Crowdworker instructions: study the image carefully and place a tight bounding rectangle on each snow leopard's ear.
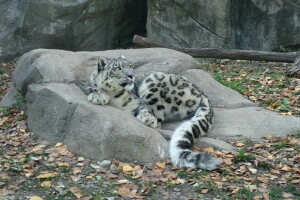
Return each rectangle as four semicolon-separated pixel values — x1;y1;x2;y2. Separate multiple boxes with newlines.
97;58;107;73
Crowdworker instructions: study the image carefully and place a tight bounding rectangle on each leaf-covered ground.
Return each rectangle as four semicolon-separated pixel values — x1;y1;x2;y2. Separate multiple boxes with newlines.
0;60;300;200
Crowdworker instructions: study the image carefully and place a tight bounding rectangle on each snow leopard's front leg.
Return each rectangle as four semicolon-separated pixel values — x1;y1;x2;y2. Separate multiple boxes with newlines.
135;106;158;128
87;87;110;105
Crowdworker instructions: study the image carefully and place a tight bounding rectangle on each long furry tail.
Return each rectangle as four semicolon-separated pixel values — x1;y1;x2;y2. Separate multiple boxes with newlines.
169;97;220;170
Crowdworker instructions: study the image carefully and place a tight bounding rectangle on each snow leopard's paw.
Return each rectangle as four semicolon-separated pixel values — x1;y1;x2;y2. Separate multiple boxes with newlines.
87;91;110;105
137;110;157;128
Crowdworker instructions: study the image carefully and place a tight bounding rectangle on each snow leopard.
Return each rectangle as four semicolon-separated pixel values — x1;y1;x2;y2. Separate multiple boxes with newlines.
85;56;220;170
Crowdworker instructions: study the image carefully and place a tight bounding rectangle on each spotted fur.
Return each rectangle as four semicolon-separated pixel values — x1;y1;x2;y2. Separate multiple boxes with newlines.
87;56;220;170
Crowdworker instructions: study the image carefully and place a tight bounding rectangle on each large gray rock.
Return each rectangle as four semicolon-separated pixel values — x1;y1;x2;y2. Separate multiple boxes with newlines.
0;0;146;61
26;83;168;162
2;48;300;162
147;0;300;51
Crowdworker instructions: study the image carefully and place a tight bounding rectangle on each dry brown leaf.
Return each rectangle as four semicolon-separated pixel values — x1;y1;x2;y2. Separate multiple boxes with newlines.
291;179;300;184
37;172;59;179
262;193;269;200
200;189;209;194
156;162;166;169
58;163;70;168
69;187;84;199
107;173;118;179
117;187;131;195
257;177;269;184
0;116;9;126
282;165;291;171
0;188;15;196
204;147;215;153
235;142;245;147
245;184;257;192
41;181;51;188
71;176;81;182
73;167;82;175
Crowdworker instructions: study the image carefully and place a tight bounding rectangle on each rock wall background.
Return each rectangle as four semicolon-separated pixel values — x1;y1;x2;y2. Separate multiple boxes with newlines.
0;0;299;61
0;0;147;61
147;0;300;50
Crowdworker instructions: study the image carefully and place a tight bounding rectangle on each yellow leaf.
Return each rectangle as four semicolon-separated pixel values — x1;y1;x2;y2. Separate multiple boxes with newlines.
116;179;129;184
41;181;51;188
29;196;43;200
69;187;84;199
122;165;134;172
282;166;291;171
37;172;59;179
86;175;93;179
236;142;244;147
204;147;215;153
156;162;166;169
58;163;70;168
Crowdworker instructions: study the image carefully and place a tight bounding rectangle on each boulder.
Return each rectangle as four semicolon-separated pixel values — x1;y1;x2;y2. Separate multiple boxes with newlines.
147;0;300;51
0;0;147;61
2;48;300;162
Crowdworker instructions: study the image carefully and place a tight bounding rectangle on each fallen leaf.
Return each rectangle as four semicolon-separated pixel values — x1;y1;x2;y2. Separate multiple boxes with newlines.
262;193;269;200
236;142;245;147
0;188;14;196
282;166;291;171
200;189;209;194
0;116;9;126
245;184;257;192
73;168;82;175
71;176;81;182
291;179;300;184
123;165;134;172
116;179;129;184
107;173;118;179
249;168;257;174
117;187;131;195
156;162;166;169
41;181;51;188
257;177;269;184
29;196;43;200
58;163;70;168
204;147;215;153
78;157;85;161
69;187;84;199
282;192;294;198
37;172;59;179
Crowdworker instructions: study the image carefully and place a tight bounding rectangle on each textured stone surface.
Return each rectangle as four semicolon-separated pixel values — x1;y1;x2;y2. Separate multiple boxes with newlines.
2;48;300;162
147;0;300;50
0;85;17;107
0;0;147;61
27;83;169;162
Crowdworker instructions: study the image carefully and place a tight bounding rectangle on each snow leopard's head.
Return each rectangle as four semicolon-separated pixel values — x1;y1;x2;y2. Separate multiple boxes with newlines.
91;55;134;93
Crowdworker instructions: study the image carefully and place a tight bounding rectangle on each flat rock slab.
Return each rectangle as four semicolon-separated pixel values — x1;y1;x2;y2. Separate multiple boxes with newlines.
2;48;300;162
